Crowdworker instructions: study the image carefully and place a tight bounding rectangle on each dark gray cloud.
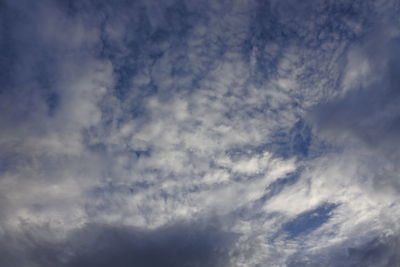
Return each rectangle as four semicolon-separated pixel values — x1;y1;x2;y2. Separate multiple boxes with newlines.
310;37;400;145
288;233;400;267
344;234;400;267
348;235;400;267
309;33;400;193
0;221;239;267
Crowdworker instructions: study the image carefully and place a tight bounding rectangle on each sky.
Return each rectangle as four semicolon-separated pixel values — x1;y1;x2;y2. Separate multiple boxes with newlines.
1;0;400;266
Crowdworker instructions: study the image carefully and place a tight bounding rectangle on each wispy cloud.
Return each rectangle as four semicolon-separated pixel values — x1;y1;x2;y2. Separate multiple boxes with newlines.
1;0;400;266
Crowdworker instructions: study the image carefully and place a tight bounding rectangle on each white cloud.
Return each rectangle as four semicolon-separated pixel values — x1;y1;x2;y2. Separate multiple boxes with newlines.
2;0;400;266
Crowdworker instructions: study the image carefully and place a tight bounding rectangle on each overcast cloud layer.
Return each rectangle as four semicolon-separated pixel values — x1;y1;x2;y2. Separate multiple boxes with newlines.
1;0;400;266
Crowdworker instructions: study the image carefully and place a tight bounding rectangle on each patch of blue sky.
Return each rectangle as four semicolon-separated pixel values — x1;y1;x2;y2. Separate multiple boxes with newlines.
282;202;339;239
262;170;302;201
231;170;302;222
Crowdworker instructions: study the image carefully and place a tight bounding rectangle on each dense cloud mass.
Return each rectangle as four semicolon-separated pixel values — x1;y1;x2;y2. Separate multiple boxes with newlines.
0;221;238;267
1;0;400;266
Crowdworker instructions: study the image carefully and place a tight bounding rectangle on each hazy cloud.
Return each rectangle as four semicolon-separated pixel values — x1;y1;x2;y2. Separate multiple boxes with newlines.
1;0;400;266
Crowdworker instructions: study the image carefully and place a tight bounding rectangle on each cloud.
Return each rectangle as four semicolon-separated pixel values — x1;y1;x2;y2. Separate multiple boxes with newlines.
287;233;400;267
344;234;400;267
0;221;239;267
308;23;400;194
1;0;400;266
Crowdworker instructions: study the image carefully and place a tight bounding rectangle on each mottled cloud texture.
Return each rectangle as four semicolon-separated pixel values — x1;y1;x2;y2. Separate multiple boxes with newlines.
1;0;400;266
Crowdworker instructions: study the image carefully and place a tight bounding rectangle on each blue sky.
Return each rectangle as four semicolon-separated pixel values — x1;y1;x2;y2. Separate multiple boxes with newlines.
1;0;400;266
